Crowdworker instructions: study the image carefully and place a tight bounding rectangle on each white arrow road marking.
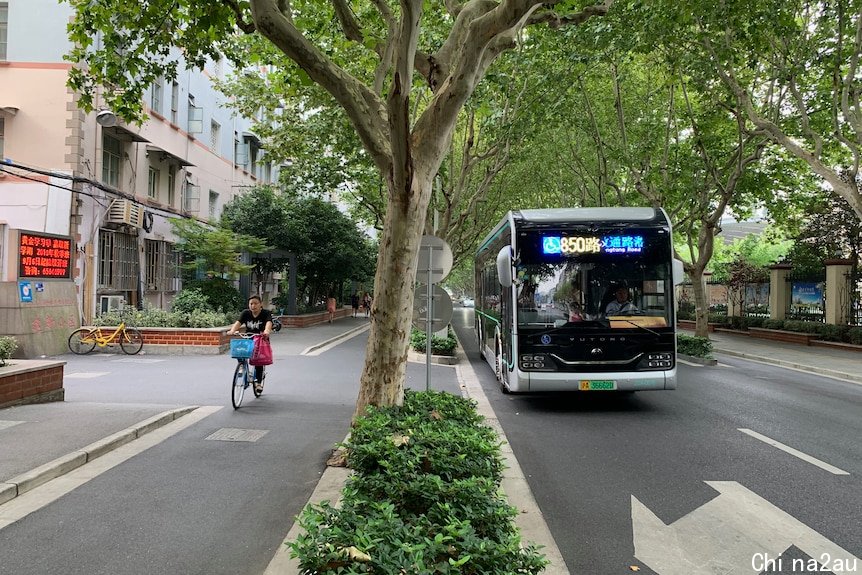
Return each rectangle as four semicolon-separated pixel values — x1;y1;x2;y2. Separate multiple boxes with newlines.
632;481;859;574
738;429;850;475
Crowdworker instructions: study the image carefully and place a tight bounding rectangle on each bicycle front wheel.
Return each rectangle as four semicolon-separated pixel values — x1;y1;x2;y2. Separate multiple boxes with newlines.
232;362;247;409
68;328;97;354
119;327;144;355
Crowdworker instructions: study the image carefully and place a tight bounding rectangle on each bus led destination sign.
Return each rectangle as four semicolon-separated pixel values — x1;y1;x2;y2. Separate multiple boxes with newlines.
18;231;74;280
542;234;644;256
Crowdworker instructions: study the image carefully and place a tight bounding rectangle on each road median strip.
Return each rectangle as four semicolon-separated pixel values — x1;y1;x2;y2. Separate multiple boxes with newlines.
0;406;198;505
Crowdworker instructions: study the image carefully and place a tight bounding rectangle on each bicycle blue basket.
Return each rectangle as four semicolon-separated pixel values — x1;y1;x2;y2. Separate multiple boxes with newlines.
230;338;255;359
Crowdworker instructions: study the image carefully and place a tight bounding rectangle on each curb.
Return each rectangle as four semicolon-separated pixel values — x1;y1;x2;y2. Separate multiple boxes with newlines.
0;406;198;506
678;353;717;366
406;349;459;365
713;347;862;385
301;324;370;355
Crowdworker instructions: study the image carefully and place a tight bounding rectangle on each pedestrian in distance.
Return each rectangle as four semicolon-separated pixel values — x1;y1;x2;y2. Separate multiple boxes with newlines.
226;295;273;393
351;292;360;318
363;292;372;318
326;295;337;324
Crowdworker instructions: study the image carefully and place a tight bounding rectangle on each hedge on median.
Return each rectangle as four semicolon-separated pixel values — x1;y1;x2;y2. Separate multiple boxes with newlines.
288;390;548;574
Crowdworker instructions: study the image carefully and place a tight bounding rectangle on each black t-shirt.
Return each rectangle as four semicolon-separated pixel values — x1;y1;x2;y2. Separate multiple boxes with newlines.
237;309;273;333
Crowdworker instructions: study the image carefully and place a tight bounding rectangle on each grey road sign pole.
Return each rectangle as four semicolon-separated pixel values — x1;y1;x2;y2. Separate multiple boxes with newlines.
426;247;433;391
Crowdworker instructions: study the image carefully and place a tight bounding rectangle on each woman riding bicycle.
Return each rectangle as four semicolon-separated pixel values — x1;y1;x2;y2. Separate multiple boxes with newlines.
227;295;273;393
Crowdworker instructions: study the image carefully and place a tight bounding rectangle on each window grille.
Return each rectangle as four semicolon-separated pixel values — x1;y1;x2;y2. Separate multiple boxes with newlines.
0;117;4;158
170;81;179;124
210;120;220;152
145;240;182;291
98;229;138;290
0;3;7;61
166;167;175;206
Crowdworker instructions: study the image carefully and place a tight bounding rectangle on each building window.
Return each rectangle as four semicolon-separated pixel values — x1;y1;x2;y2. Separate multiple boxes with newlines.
0;3;8;61
235;134;248;167
183;181;200;212
210;120;220;152
147;167;159;200
150;78;162;114
98;229;139;290
187;94;202;134
170;81;179;124
167;166;175;206
102;134;122;188
208;190;219;219
0;117;4;158
145;240;181;292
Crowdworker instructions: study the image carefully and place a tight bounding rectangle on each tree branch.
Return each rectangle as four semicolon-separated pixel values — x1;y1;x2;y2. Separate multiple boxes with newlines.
331;0;363;43
223;0;258;33
249;0;391;172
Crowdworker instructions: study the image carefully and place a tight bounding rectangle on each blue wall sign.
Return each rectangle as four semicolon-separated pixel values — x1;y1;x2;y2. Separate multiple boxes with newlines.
19;281;33;303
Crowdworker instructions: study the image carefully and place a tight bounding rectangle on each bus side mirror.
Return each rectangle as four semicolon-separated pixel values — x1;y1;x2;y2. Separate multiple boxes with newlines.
672;259;685;285
497;246;513;287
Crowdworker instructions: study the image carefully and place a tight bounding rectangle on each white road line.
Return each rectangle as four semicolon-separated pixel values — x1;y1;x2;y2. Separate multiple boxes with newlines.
738;428;850;475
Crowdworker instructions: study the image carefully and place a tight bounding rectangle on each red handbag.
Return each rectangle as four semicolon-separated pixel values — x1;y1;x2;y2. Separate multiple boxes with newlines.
249;334;273;366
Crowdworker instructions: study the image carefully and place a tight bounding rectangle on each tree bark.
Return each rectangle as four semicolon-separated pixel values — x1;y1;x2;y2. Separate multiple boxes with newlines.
354;171;433;420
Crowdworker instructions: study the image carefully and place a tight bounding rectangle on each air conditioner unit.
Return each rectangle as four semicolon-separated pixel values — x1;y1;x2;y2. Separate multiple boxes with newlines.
106;199;145;228
100;295;125;313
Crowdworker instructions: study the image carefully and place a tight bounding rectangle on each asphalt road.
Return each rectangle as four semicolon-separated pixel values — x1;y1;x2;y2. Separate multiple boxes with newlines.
451;306;862;575
0;329;458;575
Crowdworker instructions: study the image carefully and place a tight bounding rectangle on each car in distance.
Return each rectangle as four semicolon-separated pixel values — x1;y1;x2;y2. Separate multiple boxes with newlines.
461;297;475;307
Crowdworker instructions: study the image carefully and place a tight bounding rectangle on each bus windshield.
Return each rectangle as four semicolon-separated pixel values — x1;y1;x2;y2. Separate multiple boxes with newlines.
515;228;672;330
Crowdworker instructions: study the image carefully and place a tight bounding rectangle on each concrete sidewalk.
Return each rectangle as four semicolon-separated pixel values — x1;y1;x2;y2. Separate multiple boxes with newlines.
681;327;862;385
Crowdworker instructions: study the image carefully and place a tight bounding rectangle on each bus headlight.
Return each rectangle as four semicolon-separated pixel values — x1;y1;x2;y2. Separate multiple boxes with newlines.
645;352;674;369
520;354;555;371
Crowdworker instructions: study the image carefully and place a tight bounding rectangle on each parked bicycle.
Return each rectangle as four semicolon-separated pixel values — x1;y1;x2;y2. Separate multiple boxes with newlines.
229;333;266;409
68;320;144;355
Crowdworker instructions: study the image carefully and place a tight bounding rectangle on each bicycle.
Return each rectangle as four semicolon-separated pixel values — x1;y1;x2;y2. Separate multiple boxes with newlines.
229;333;266;409
68;321;144;355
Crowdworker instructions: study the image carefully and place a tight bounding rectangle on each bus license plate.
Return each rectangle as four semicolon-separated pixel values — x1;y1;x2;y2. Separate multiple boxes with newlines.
579;380;616;391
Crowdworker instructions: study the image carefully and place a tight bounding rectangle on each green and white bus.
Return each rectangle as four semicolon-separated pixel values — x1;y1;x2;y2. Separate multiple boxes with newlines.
474;207;684;393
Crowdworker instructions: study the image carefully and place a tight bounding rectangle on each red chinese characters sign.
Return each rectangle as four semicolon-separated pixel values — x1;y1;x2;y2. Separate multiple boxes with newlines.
18;231;74;280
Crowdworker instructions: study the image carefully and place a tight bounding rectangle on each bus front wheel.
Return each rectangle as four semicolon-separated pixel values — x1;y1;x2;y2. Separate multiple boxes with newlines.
496;338;510;394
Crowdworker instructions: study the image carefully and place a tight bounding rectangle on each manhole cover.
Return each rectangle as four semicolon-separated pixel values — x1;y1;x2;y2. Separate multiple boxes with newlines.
205;428;269;442
64;372;109;379
0;421;25;431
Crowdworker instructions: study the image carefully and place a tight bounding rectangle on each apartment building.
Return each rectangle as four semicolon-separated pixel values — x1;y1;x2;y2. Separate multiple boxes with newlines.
0;0;277;339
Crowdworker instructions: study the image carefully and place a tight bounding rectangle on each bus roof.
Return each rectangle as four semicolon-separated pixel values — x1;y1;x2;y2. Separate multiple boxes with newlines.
515;207;665;224
477;207;669;254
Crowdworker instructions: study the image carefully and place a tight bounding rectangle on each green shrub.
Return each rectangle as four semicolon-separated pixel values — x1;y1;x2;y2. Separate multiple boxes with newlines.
171;288;214;314
289;390;547;574
677;334;713;358
782;320;822;334
0;336;18;366
848;327;862;345
708;313;728;325
819;324;848;342
93;305;233;328
763;319;785;330
410;328;457;356
186;279;244;313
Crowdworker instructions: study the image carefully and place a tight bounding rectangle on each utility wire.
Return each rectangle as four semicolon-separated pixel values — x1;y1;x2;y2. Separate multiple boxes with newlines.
0;160;194;222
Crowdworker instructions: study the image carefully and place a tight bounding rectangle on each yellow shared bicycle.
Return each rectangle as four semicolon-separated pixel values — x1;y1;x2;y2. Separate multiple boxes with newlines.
68;321;144;355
